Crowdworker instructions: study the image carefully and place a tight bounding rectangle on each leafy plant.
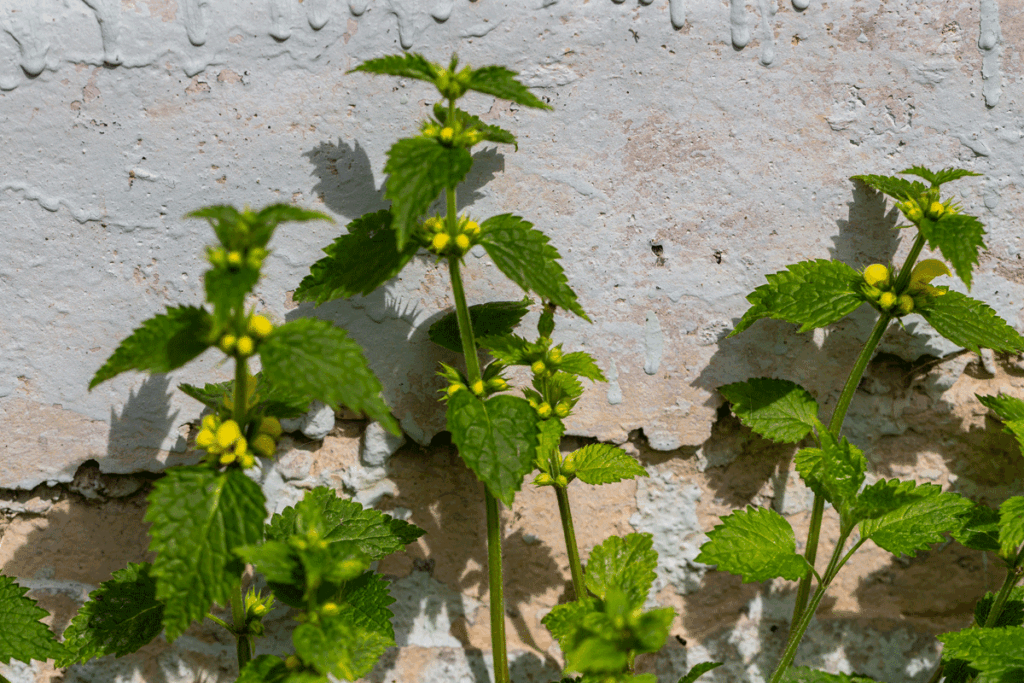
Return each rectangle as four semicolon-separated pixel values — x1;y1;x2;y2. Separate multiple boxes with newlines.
701;168;1024;682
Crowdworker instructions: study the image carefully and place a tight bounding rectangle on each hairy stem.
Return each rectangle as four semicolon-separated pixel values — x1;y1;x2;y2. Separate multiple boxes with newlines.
231;360;251;670
983;565;1024;628
232;582;249;670
555;485;586;601
447;190;509;683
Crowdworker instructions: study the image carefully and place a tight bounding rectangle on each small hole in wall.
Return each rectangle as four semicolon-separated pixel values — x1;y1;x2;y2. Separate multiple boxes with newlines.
675;635;687;646
651;244;665;267
713;250;722;264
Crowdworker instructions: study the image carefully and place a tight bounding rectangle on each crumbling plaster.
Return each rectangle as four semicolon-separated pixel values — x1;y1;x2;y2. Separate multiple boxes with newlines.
1;0;1023;682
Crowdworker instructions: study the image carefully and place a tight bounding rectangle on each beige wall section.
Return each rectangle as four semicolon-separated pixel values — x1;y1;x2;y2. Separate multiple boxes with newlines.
2;0;1024;681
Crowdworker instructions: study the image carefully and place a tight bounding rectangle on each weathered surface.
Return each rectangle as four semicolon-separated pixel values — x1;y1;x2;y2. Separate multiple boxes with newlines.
2;0;1024;681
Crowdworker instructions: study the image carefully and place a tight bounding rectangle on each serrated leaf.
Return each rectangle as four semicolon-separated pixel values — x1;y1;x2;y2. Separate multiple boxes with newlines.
465;65;551;109
978;394;1024;422
265;487;424;561
90;306;214;388
251;205;332;247
917;291;1024;355
900;166;980;187
678;662;724;683
542;599;598;645
795;433;865;519
479;334;534;365
294;210;419;304
848;479;934;524
859;483;972;557
178;380;231;409
349;53;437;83
188;205;241;246
144;466;266;641
383;136;472;248
951;503;1001;552
237;655;326;683
235;541;300;587
259;318;398;434
341;572;396;641
428;298;532;353
479;214;588;320
780;668;883;682
293;615;392;681
565;444;647;485
0;575;64;665
851;174;926;202
975;587;1024;628
58;563;163;666
731;259;865;337
446;392;538;505
695;506;810;583
999;496;1024;559
719;378;821;443
559;352;606;382
433;104;518;149
938;627;1024;681
919;213;986;289
584;533;658;608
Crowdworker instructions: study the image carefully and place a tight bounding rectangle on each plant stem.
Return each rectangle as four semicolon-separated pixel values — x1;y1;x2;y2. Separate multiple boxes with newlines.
555;485;586;601
983;565;1023;628
446;201;510;683
230;359;251;670
232;582;250;670
925;662;944;683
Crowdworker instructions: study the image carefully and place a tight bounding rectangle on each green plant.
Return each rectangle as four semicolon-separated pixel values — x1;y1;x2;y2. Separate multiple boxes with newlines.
0;205;426;682
697;168;1024;682
294;53;668;683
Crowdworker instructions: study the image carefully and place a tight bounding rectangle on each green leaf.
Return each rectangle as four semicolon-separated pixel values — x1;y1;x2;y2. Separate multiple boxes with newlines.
465;65;551;109
293;615;392;681
678;662;724;683
975;587;1024;628
178;379;231;410
559;352;606;382
58;563;163;666
542;599;597;645
342;572;396;641
0;575;64;665
251;205;332;247
731;259;865;337
235;541;300;586
999;496;1024;559
428;298;532;354
584;533;658;608
433;104;518;149
145;466;266;641
900;166;980;187
479;334;534;365
384;136;472;248
795;434;866;519
204;264;261;325
237;655;327;683
259;318;398;434
349;53;437;83
446;392;538;505
917;291;1024;355
479;214;588;320
695;506;810;583
294;210;420;304
938;627;1024;681
188;205;241;246
90;306;214;388
850;174;926;202
978;394;1024;422
266;487;424;561
859;483;972;557
780;668;883;682
951;503;1001;552
564;444;647;485
179;374;309;419
719;378;821;443
918;213;986;289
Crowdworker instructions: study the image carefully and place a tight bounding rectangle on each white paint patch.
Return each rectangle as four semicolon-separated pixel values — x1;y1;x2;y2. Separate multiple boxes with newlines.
268;0;294;40
0;9;48;77
182;0;209;46
606;359;623;405
80;0;122;65
756;0;776;66
431;0;454;22
792;0;809;9
669;0;686;29
305;0;330;30
349;0;370;15
644;310;663;375
979;0;1002;107
730;0;751;49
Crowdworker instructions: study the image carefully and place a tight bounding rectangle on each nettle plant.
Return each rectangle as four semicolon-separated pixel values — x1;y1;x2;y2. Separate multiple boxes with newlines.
696;169;1024;683
0;206;427;682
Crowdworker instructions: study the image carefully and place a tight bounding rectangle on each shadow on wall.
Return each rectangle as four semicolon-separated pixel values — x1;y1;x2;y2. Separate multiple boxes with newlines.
105;374;192;472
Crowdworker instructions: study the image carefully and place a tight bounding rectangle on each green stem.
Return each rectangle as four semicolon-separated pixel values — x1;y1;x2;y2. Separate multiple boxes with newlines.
486;489;510;683
555;486;586;601
206;613;232;631
983;565;1023;628
446;195;509;683
892;233;928;295
231;361;251;670
925;663;944;683
232;582;250;670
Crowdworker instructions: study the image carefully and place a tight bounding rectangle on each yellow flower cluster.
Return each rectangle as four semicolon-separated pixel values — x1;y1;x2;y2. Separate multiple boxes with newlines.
861;259;950;317
421;120;484;149
424;215;481;257
207;246;268;271
895;187;959;225
218;315;273;358
194;414;281;468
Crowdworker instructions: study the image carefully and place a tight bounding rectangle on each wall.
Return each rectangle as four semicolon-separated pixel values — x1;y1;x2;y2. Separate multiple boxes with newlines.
1;0;1023;681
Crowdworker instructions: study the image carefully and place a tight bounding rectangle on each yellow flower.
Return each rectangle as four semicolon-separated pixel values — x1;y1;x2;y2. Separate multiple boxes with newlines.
219;334;237;353
439;127;455;144
195;428;216;449
247;315;273;339
470;379;485;396
463;220;480;238
536;402;552;419
455;234;470;252
227;251;243;268
258;416;282;438
878;291;897;310
236;335;254;356
201;414;219;431
219;452;237;465
216;420;242;448
252;434;277;457
239;452;255;469
862;264;890;289
432;233;451;252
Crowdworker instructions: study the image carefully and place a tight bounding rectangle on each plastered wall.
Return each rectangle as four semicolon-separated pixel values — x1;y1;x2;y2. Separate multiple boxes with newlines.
1;1;1023;681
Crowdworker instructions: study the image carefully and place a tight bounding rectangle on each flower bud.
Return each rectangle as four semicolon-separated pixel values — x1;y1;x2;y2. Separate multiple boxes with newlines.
531;360;546;375
285;656;300;670
234;437;248;457
536;402;552;419
219;452;237;465
431;232;451;252
439;127;455;145
906;205;923;222
247;315;273;339
547;347;563;364
555;474;569;488
862;285;882;301
202;414;219;431
258;416;282;438
878;291;897;310
227;251;243;268
207;247;227;267
554;402;571;418
196;428;216;449
219;334;237;353
487;378;508;392
862;264;890;289
424;216;444;233
927;201;945;219
455;234;470;252
239;452;256;469
470;379;485;396
216;420;242;448
534;473;555;486
236;335;255;357
446;383;465;397
321;602;340;617
463;220;480;238
896;294;914;316
252;434;277;457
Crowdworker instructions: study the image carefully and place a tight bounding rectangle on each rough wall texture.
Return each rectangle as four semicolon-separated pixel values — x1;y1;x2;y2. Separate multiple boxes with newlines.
1;0;1023;681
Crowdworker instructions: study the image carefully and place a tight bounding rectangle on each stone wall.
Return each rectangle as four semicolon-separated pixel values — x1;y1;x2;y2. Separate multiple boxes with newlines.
1;1;1023;681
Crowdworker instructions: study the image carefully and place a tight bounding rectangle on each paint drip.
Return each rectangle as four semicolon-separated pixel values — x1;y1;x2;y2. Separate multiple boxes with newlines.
979;0;1002;107
81;0;122;65
182;0;209;46
669;0;686;29
306;0;330;30
269;0;293;40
